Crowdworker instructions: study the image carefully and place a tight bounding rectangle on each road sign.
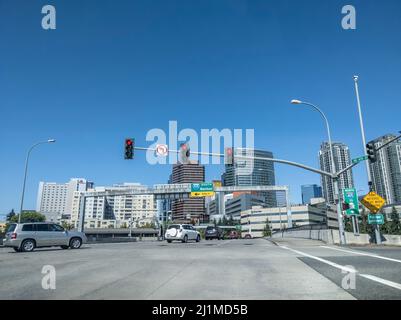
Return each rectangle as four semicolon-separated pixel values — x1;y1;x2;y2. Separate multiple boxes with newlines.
361;192;386;214
368;214;384;225
190;191;215;198
190;183;215;198
155;144;168;157
343;188;360;216
352;155;368;164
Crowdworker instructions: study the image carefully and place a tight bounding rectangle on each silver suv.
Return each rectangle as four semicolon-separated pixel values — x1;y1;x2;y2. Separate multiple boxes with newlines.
3;222;87;252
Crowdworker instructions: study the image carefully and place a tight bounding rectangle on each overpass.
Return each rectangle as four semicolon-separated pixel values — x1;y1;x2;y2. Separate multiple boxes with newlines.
78;184;291;232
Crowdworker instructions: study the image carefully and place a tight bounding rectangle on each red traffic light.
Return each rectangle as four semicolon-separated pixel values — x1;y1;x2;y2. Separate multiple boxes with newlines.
126;139;133;146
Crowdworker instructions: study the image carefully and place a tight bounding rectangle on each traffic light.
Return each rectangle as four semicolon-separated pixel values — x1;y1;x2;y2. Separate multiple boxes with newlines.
224;147;234;165
179;143;190;164
366;142;377;163
124;138;134;159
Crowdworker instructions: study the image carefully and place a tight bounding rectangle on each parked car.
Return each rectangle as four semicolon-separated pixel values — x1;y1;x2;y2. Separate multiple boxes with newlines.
165;224;200;243
205;226;224;240
228;230;240;239
3;222;87;252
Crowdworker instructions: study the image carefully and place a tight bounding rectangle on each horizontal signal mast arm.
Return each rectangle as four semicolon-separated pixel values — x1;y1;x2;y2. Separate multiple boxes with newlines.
134;146;334;178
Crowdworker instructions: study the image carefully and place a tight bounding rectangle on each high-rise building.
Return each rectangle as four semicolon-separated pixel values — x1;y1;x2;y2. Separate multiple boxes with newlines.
36;178;93;221
170;162;205;222
222;148;276;206
301;184;323;204
368;134;401;205
70;183;157;228
319;142;354;204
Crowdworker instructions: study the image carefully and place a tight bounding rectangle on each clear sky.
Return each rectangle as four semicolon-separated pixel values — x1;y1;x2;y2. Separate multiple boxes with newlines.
1;0;401;219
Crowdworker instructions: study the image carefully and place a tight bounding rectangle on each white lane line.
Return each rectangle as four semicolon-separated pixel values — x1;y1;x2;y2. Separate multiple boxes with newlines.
359;274;401;291
279;246;356;273
320;246;401;264
278;245;401;291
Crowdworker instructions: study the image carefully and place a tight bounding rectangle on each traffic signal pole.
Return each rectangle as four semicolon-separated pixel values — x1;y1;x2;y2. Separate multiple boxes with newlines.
353;76;381;244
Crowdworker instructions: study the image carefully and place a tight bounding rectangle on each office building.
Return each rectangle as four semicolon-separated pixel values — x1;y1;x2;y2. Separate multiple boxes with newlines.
70;183;157;229
170;162;206;222
222;148;277;206
301;184;323;204
36;178;93;221
240;204;327;238
319;142;354;204
369;134;401;205
225;193;266;221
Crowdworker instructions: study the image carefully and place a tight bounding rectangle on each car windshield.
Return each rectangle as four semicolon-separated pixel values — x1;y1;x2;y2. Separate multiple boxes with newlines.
6;224;16;233
206;226;215;230
168;225;180;230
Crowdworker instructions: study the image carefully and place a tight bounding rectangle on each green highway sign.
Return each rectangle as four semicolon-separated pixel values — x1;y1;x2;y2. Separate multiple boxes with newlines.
352;155;369;164
191;183;214;193
368;214;384;225
190;183;215;198
343;188;360;216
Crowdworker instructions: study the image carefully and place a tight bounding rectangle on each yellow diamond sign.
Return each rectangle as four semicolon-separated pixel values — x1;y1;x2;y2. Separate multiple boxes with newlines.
360;192;386;214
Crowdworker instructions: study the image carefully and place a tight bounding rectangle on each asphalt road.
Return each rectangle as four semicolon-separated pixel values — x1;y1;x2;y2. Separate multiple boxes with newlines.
0;238;400;300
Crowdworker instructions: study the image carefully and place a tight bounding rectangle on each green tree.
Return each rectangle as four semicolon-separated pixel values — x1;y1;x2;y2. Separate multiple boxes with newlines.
10;211;45;223
388;207;401;235
263;218;271;237
61;221;74;230
344;216;353;232
222;215;228;226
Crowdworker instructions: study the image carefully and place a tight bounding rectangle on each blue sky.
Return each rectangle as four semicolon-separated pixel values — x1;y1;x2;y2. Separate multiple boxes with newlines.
1;0;401;218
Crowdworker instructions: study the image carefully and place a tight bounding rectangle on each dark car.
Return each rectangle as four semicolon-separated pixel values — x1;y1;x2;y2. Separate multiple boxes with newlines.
205;226;223;240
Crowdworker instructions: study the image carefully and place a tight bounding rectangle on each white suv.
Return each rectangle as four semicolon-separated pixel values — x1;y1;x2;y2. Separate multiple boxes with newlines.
165;224;201;243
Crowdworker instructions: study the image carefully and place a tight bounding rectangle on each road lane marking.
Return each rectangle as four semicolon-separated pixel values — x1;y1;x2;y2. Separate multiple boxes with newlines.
279;245;401;291
359;274;401;291
279;246;356;273
320;246;401;264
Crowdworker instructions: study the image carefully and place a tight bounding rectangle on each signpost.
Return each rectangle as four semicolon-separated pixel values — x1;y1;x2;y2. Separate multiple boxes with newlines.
155;144;168;157
360;192;386;214
352;155;368;164
343;188;360;216
368;214;385;225
190;183;215;198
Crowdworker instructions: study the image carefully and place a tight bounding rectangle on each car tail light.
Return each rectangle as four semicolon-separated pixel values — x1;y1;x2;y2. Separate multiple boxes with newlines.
11;233;17;239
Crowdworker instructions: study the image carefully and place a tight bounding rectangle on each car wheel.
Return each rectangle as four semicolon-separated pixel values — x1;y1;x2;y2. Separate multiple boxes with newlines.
20;239;35;252
196;235;200;242
182;235;188;243
167;240;172;243
13;247;21;252
69;237;82;249
60;245;69;250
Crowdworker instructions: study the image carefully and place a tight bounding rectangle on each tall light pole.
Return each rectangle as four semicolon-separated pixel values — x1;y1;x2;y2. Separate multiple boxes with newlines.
19;139;56;223
353;76;381;244
291;100;346;245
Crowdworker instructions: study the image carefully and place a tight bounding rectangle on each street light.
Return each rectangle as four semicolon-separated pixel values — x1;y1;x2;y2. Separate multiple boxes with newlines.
291;99;346;245
19;139;56;224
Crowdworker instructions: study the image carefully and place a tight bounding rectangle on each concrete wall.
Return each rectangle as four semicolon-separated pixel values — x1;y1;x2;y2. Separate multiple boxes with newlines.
272;229;401;246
